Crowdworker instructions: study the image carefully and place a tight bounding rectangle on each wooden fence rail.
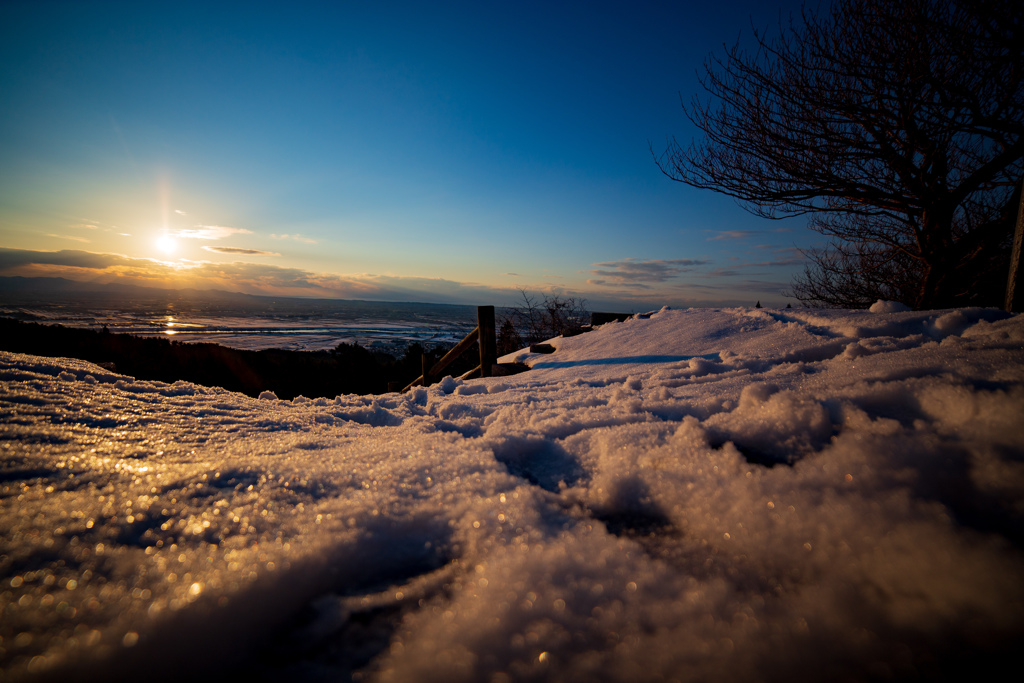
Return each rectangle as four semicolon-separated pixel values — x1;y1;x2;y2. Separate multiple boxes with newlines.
402;305;496;392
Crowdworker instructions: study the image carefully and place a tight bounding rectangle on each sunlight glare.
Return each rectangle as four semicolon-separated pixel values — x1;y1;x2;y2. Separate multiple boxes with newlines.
156;234;177;255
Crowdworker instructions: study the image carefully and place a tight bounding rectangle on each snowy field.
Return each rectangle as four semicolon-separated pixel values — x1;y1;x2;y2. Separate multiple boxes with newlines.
2;304;1023;682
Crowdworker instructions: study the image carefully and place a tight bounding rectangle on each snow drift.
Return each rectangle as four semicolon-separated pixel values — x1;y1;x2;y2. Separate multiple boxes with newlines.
2;305;1023;681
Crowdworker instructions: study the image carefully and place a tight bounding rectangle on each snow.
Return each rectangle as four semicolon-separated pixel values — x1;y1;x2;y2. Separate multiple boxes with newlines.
2;305;1023;681
868;300;911;314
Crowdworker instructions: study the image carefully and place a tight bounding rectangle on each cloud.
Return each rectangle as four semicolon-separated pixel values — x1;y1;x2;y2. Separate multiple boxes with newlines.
0;248;511;304
706;228;794;241
270;233;317;244
69;223;98;230
174;210;187;215
174;225;252;240
201;246;280;256
587;258;710;287
0;247;781;311
46;234;90;243
587;279;653;290
707;230;758;241
706;252;805;273
704;267;741;278
0;248;136;271
744;257;805;268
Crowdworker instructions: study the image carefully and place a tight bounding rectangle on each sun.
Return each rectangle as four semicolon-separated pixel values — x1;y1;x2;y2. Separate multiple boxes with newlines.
156;234;177;255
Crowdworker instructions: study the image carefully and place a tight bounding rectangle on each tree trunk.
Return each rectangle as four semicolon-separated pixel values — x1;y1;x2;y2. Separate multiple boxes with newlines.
916;210;956;309
1005;178;1024;312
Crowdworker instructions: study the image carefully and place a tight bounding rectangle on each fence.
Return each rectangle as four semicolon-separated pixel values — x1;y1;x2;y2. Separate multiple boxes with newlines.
395;307;637;392
400;305;497;392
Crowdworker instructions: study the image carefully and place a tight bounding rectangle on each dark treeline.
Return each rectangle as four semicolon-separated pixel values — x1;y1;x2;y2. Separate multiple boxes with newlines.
0;318;479;399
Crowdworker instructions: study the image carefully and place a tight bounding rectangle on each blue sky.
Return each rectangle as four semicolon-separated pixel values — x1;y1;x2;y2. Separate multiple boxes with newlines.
0;0;815;309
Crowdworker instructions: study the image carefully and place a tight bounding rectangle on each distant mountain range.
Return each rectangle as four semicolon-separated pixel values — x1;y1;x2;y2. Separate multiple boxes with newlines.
0;276;479;322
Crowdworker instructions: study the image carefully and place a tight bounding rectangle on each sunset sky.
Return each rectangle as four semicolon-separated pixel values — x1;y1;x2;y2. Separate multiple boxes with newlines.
0;0;814;309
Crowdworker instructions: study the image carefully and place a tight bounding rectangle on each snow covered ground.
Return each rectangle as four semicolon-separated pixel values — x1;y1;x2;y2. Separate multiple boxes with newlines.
2;304;1023;682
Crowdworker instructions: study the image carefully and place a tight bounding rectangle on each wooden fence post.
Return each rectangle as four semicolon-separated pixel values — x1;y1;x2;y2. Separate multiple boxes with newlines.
400;305;497;392
478;305;496;378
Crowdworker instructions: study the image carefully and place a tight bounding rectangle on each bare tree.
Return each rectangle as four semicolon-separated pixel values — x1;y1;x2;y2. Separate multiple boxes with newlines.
497;289;589;354
657;0;1024;309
